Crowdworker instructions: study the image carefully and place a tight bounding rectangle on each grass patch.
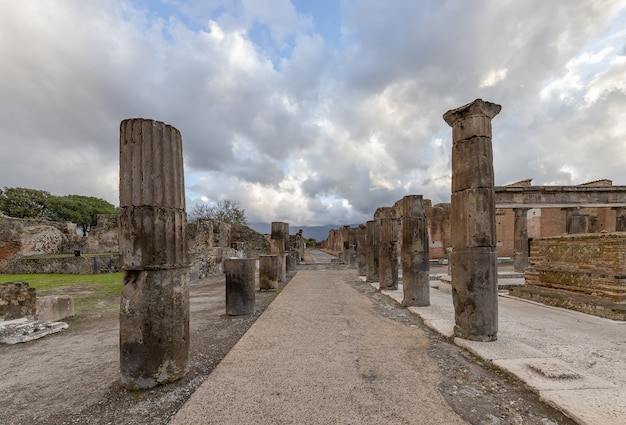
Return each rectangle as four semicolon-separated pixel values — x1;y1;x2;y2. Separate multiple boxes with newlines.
0;273;123;317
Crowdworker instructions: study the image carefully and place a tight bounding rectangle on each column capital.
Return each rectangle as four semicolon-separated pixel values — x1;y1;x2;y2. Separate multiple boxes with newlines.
443;98;501;127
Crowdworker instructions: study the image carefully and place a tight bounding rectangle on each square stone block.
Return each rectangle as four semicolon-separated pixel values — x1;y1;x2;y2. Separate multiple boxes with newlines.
450;189;496;249
451;136;494;192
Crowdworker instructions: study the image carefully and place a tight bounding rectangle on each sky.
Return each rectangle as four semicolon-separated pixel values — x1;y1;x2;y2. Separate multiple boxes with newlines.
1;0;626;228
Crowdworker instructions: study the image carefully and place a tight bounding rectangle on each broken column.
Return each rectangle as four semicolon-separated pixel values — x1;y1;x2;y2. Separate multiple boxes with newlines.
401;195;430;307
513;208;531;272
271;222;287;282
365;220;379;282
443;99;500;341
259;254;279;290
356;224;367;276
225;258;256;315
119;118;189;389
378;207;398;290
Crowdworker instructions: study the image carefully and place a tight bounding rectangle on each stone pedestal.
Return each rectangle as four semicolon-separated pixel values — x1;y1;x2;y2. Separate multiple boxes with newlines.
513;208;531;272
365;220;379;282
378;208;398;290
225;258;256;315
259;255;279;290
444;99;500;342
401;195;430;307
119;118;189;389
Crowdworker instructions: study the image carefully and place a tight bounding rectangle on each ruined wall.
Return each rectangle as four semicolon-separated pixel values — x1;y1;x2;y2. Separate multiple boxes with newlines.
231;224;271;259
525;233;626;302
426;203;450;259
0;281;37;320
1;214;269;276
0;215;80;260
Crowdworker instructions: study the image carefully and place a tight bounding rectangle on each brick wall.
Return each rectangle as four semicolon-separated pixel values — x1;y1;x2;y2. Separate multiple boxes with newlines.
526;233;626;302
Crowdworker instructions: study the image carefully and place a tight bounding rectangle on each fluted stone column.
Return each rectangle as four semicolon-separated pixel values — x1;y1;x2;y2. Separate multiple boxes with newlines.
365;220;379;282
283;223;292;272
444;99;500;342
119;118;189;389
613;207;626;232
378;207;398;290
513;208;531;272
401;195;430;307
271;222;287;282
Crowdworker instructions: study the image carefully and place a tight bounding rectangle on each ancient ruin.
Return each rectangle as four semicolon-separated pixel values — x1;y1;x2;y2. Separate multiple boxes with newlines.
377;207;398;290
444;99;500;341
400;195;429;307
118;118;190;389
224;258;256;315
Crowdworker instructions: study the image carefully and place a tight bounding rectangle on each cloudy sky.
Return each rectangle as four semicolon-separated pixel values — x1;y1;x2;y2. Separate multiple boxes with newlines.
1;1;625;227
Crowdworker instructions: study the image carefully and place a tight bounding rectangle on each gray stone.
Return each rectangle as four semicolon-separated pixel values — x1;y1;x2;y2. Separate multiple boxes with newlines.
259;255;278;290
225;258;256;315
0;318;68;344
118;118;190;389
365;220;379;282
401;195;430;307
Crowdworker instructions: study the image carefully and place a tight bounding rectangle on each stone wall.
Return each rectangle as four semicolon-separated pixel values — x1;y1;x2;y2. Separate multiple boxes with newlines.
0;281;37;320
511;233;626;320
0;215;80;260
4;255;120;274
525;233;626;302
231;224;271;259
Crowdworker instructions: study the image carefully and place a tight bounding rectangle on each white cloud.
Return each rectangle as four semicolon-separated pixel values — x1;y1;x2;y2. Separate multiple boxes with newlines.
1;0;626;229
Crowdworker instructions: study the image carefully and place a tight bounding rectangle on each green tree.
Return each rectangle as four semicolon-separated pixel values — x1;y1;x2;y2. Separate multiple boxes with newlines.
45;194;118;236
190;199;248;225
0;187;51;218
306;237;317;247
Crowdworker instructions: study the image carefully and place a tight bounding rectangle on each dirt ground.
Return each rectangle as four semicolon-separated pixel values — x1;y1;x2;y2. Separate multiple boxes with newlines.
0;264;576;425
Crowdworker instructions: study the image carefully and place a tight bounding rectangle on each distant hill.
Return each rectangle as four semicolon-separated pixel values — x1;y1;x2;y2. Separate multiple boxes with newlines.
247;222;360;242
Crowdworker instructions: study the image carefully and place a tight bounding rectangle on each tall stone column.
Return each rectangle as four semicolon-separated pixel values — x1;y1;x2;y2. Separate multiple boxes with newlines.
401;195;430;307
444;99;500;342
378;207;398;290
513;208;531;272
283;223;291;271
356;224;367;276
613;207;626;232
365;220;379;282
271;222;287;282
118;118;189;389
342;225;351;266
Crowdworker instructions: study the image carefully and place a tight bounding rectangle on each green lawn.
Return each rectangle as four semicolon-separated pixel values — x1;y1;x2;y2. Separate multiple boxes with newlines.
0;273;123;317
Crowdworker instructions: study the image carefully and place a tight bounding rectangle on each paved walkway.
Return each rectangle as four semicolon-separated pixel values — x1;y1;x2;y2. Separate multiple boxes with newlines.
172;250;626;425
376;274;626;425
172;266;468;424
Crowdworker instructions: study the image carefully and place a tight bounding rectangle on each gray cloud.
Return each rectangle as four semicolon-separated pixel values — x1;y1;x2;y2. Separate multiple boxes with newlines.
1;0;625;228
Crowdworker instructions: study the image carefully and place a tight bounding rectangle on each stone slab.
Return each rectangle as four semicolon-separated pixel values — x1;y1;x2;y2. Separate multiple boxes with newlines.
0;318;68;344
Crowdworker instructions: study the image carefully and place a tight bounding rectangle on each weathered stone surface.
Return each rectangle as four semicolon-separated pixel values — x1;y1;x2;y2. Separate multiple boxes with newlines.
0;318;68;344
443;99;501;141
119;207;188;270
445;99;500;342
36;295;74;321
0;281;36;320
379;217;398;290
271;222;287;282
451;136;494;192
224;258;255;315
449;247;498;341
401;196;430;307
365;220;379;282
119;118;189;390
356;224;367;276
259;255;278;290
119;119;185;210
450;189;496;249
513;208;531;272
